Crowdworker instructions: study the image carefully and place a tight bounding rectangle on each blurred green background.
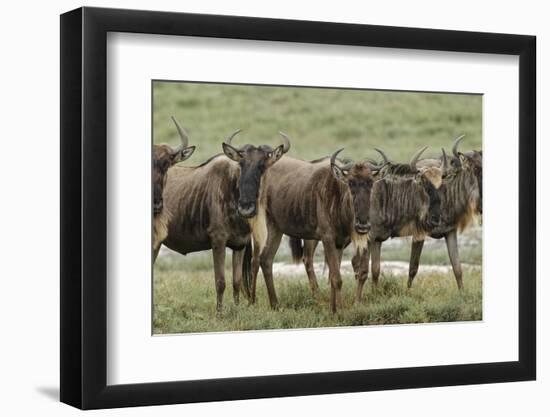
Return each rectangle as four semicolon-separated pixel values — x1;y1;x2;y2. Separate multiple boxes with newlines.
153;81;482;163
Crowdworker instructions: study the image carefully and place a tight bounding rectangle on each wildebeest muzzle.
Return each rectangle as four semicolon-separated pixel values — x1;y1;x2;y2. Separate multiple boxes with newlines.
237;201;257;218
355;221;371;234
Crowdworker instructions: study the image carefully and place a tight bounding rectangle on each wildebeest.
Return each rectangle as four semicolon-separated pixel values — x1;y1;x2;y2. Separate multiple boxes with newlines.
366;147;445;299
407;135;482;289
290;147;443;302
249;149;379;313
153;117;196;260
160;130;291;313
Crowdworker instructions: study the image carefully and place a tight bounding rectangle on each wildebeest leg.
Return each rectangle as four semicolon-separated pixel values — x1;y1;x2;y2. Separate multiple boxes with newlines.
232;248;244;305
250;245;261;305
352;247;369;302
445;230;464;289
211;243;227;315
370;241;382;288
303;240;320;297
323;240;343;313
259;231;283;309
407;240;425;288
337;247;344;264
336;247;345;308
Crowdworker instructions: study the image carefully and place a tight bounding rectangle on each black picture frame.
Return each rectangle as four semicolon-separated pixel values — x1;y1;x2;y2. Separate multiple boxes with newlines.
60;6;536;410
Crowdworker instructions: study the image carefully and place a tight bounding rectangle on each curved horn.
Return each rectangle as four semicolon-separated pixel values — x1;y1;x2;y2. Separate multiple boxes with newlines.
364;158;384;171
374;148;390;164
410;146;429;171
441;148;449;175
341;161;355;171
331;148;346;168
225;129;242;146
452;134;466;158
278;131;291;153
171;116;189;151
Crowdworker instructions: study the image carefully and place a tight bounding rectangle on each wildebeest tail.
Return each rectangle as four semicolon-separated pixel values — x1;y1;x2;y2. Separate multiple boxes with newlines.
289;237;304;264
241;242;253;299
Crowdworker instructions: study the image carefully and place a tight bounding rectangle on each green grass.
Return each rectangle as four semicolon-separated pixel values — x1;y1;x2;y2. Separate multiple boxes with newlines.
153;264;482;334
152;81;483;333
153;81;482;163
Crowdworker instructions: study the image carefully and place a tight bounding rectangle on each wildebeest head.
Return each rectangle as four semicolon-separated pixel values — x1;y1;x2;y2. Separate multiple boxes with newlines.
153;117;196;215
331;148;377;234
409;146;444;226
376;146;444;226
446;134;483;214
222;131;291;218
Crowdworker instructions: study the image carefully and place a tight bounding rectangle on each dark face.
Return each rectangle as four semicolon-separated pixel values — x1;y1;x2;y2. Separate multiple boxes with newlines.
448;151;483;214
152;144;195;215
332;163;375;234
223;143;285;218
419;166;444;226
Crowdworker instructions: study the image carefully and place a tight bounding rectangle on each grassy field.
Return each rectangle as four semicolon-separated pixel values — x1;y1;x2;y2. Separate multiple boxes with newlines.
152;81;482;334
153;81;482;161
154;252;482;334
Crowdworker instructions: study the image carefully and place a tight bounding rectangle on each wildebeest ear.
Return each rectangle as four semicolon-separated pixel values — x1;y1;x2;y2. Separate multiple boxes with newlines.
172;145;196;164
268;144;285;164
331;165;348;182
222;142;242;162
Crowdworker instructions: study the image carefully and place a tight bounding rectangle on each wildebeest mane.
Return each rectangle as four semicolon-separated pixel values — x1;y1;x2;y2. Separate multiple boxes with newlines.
378;162;417;177
370;176;433;240
439;164;480;232
308;155;353;165
317;166;354;228
191;152;225;168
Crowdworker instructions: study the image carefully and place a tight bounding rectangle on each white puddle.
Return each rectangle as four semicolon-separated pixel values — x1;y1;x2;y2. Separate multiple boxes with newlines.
272;260;480;278
157;225;481;278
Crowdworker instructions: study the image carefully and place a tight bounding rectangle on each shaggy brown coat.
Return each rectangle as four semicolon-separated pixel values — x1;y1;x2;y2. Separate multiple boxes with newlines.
250;153;376;313
161;134;289;312
291;150;443;302
406;140;482;289
152;118;196;260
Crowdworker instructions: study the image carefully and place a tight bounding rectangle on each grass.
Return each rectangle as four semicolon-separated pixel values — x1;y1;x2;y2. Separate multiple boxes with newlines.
153;264;482;334
152;81;483;333
153;81;482;163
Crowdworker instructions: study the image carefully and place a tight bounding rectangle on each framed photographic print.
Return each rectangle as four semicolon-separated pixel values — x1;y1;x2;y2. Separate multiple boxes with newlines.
60;6;536;410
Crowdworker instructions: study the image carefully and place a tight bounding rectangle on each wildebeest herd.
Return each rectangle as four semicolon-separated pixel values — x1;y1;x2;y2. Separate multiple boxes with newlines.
154;117;482;315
